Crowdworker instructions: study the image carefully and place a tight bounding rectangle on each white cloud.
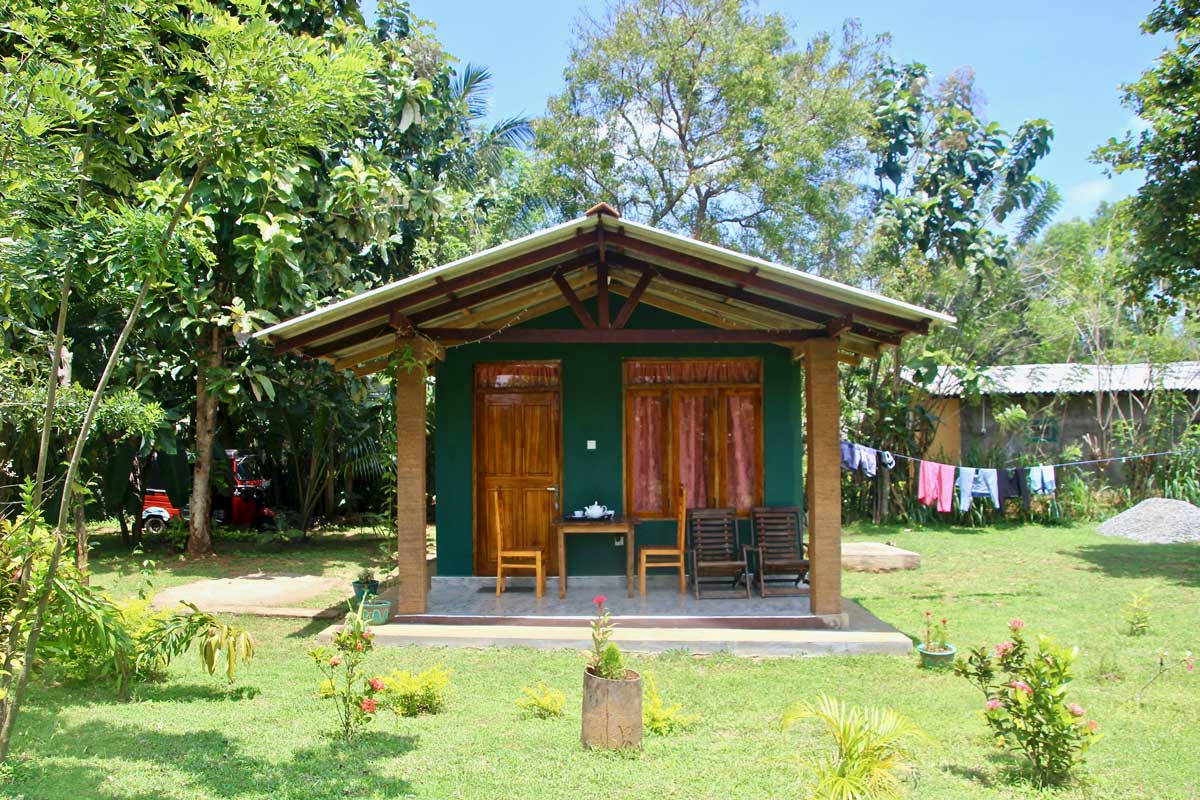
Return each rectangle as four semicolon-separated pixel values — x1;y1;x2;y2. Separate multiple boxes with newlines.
1065;178;1112;208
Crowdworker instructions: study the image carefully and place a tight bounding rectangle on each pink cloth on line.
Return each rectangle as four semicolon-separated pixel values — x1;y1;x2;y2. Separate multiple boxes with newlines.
918;460;956;513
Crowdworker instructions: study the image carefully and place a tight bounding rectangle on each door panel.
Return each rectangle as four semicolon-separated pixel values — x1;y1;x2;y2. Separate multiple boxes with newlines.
475;387;561;576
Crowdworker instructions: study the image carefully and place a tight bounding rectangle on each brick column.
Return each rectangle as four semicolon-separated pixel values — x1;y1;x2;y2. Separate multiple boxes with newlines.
394;360;428;614
804;338;842;615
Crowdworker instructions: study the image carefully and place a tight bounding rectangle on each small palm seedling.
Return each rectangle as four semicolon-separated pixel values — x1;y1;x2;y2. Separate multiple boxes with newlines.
781;694;925;800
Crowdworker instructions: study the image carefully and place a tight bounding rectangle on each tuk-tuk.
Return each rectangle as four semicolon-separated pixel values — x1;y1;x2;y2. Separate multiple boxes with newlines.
141;450;277;533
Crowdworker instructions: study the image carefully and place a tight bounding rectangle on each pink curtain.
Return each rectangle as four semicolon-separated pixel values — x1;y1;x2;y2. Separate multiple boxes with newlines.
630;393;666;514
725;393;757;510
676;393;711;508
476;362;560;389
626;359;760;386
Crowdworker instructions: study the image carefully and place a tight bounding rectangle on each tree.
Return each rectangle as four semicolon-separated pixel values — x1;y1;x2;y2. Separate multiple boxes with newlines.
0;0;380;761
534;0;879;271
1094;1;1200;314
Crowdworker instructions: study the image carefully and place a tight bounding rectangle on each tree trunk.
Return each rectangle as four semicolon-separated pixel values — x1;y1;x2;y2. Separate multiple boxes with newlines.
187;325;222;556
73;495;88;582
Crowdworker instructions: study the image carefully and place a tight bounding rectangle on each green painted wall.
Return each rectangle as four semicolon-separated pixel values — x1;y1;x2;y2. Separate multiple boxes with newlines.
433;296;806;576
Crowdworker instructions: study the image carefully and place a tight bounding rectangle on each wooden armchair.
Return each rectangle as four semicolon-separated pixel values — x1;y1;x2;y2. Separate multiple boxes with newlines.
490;492;545;599
747;506;808;597
688;508;750;599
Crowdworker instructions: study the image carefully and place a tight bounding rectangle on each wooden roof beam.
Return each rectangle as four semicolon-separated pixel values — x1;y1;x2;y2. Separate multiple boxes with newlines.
611;269;652;329
606;230;927;333
552;270;597;329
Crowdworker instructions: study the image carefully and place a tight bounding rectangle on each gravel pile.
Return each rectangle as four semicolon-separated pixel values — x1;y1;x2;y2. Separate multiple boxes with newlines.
1097;498;1200;544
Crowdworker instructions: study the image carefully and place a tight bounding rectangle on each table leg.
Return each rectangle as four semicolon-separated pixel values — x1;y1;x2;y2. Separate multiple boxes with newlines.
558;526;567;599
626;524;634;598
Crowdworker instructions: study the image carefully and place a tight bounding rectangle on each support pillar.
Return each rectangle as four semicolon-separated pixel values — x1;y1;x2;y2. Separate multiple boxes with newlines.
804;338;842;615
393;359;429;614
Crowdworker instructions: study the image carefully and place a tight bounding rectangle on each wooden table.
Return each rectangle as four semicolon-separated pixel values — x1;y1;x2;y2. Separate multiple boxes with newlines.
554;516;638;599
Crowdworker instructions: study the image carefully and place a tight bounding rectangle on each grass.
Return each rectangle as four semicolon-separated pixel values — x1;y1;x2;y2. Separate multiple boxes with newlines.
4;522;1198;799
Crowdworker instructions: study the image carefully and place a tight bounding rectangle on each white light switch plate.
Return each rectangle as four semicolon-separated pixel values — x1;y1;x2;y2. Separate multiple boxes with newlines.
614;537;624;546
586;440;596;450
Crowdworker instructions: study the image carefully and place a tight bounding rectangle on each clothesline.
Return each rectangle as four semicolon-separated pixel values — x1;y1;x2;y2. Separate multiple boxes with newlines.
867;447;1194;471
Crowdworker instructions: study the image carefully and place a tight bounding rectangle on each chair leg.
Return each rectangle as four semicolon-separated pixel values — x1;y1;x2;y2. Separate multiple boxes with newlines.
496;562;503;596
677;560;685;595
534;553;544;599
639;553;647;597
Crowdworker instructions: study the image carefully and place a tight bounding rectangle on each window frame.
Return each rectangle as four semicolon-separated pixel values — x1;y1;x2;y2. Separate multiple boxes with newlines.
622;358;764;519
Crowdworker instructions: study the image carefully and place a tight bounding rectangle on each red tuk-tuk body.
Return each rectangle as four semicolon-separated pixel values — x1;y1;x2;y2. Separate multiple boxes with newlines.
141;451;277;533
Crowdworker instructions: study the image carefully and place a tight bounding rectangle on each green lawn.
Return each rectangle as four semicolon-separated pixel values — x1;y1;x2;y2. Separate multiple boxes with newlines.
5;523;1198;799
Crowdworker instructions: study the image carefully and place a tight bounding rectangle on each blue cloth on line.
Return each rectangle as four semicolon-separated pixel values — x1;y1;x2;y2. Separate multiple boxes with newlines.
840;440;858;471
957;467;1000;511
1029;465;1056;494
856;444;878;478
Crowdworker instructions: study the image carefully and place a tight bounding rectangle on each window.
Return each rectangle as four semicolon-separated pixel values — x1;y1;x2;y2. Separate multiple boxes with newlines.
624;359;763;517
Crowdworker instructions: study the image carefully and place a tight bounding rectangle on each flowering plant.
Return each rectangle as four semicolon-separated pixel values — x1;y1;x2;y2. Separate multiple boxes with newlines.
921;610;950;652
308;602;384;739
588;596;625;679
954;619;1099;786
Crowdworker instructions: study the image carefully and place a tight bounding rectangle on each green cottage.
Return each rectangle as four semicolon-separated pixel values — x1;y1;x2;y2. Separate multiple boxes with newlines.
259;203;951;621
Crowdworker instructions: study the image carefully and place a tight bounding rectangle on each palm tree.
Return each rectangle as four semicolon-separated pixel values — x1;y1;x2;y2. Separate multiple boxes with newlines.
449;63;533;190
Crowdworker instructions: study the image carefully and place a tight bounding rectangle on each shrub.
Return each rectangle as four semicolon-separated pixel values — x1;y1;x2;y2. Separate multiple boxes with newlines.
308;603;381;740
781;694;924;800
920;610;950;652
955;619;1100;786
1122;592;1151;636
642;673;698;736
588;596;626;679
515;682;565;719
381;665;451;717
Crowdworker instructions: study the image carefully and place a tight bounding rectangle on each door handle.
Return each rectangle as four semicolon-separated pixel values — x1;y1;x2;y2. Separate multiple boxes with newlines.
546;486;559;512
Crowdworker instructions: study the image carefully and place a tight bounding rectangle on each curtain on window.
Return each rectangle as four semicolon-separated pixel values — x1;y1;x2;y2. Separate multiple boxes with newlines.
725;392;758;511
675;391;712;509
630;393;667;514
626;359;759;385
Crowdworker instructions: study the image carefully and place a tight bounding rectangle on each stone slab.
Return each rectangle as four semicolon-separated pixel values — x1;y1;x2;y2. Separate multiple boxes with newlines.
841;542;920;572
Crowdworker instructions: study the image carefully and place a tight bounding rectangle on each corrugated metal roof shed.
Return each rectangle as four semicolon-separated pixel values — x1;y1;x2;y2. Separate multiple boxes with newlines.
927;362;1200;397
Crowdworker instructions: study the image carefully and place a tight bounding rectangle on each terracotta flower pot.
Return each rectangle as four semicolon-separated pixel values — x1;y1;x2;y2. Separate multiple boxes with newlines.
917;642;957;670
581;667;642;750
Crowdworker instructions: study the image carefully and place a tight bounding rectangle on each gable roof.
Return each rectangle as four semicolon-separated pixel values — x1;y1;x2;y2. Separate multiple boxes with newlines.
257;205;954;375
926;362;1200;398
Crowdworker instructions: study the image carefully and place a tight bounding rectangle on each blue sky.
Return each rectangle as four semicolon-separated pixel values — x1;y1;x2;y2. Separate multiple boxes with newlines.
368;0;1164;224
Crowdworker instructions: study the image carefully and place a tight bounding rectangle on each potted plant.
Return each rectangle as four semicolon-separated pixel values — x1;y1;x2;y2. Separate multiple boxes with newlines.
581;596;642;750
352;567;379;602
917;610;956;669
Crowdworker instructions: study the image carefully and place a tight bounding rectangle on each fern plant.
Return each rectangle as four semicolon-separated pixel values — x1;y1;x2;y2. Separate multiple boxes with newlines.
781;694;925;800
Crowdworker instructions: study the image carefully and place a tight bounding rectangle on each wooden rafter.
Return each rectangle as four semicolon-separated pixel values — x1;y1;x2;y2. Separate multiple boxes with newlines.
419;327;821;344
596;225;609;328
611;269;652;329
605;229;926;333
552;270;596;329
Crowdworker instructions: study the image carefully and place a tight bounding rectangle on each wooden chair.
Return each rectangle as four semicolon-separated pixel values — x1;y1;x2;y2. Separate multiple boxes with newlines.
688;507;750;599
638;484;688;596
489;492;545;599
748;506;809;597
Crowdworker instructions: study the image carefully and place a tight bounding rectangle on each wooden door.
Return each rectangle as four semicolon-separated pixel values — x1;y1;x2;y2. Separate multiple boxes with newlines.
474;388;561;575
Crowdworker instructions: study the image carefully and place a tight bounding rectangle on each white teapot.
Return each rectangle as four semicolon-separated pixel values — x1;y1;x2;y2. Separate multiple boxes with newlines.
584;501;609;519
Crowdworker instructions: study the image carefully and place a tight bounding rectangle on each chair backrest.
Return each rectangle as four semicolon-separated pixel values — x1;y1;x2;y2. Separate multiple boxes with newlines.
674;484;687;552
750;506;804;560
690;508;739;561
488;491;504;553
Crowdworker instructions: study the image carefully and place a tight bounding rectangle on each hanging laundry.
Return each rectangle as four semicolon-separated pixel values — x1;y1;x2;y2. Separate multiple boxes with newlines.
840;440;859;472
997;467;1031;511
880;451;896;470
1029;465;1057;494
918;460;956;513
855;444;878;478
957;467;1001;511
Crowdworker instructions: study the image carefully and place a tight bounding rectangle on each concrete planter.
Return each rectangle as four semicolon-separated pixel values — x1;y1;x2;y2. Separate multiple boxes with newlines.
581;667;642;750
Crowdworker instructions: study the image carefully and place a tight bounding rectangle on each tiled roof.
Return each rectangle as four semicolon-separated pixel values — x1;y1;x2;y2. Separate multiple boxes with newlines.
926;362;1200;397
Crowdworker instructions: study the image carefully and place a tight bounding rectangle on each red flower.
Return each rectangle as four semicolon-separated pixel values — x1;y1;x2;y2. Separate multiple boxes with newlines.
985;699;1002;711
1086;719;1098;732
593;595;607;606
1009;618;1025;632
369;677;385;692
994;641;1015;658
329;657;342;667
355;642;364;652
1009;680;1032;695
1067;703;1085;717
363;631;374;640
940;618;948;626
924;610;932;618
360;698;377;714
